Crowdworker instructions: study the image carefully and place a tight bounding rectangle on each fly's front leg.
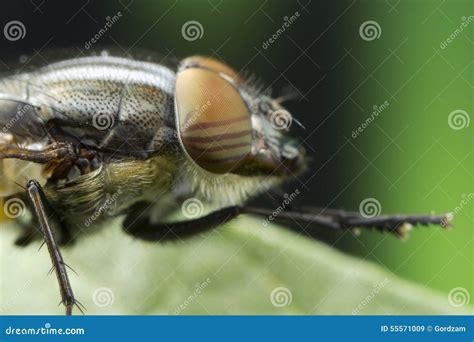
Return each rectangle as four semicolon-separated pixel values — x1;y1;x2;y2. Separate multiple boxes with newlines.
243;207;451;239
0;142;73;163
25;180;82;315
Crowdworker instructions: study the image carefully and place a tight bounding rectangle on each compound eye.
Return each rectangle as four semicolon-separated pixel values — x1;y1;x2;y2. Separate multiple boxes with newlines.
179;56;243;83
175;67;252;174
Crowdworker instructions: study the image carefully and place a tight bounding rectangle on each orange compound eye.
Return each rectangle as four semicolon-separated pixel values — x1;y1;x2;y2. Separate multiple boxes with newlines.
175;65;252;174
179;56;244;84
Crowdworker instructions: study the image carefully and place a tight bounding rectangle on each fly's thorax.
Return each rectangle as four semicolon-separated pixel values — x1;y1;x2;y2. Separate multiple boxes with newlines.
1;55;177;156
40;152;177;229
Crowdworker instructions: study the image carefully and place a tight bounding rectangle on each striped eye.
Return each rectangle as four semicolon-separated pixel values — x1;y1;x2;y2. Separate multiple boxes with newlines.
175;62;252;174
179;56;243;83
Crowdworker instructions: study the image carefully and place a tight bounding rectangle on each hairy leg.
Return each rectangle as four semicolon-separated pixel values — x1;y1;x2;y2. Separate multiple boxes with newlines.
25;180;82;315
123;202;450;242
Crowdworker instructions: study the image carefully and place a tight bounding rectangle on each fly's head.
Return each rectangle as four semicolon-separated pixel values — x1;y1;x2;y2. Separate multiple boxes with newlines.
174;56;306;181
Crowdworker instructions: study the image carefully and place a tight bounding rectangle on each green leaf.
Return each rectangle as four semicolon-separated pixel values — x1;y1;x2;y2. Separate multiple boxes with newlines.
1;217;472;315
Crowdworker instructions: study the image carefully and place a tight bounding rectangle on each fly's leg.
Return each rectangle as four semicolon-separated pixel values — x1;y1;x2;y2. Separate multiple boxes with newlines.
0;142;72;163
244;207;451;239
122;202;240;242
122;203;450;242
25;180;82;315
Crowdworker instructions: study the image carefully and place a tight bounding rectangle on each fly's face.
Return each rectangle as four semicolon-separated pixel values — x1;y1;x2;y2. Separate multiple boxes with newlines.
174;56;306;178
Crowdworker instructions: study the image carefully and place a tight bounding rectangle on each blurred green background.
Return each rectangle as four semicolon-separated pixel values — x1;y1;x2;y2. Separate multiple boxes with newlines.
340;1;473;297
0;0;472;314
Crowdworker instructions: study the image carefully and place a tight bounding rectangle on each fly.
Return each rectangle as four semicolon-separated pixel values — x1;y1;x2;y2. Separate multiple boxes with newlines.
0;51;451;315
